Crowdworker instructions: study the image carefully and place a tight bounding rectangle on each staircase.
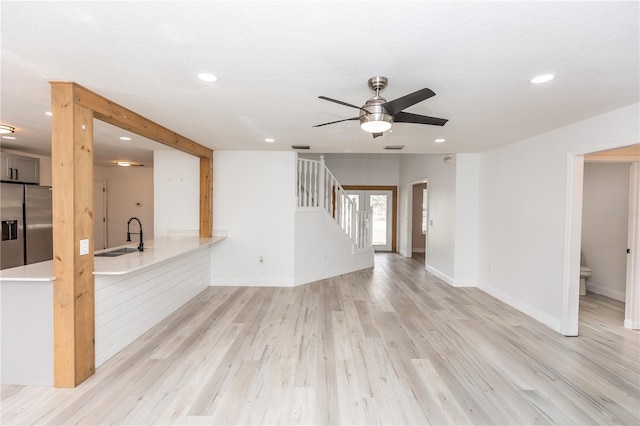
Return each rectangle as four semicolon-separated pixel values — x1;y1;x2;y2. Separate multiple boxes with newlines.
297;156;372;253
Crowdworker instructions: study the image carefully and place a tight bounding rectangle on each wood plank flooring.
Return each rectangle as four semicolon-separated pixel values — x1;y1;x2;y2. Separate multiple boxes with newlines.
2;253;639;425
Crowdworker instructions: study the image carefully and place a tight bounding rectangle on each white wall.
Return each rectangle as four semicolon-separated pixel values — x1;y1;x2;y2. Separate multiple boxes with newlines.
453;154;480;286
478;103;639;333
294;210;374;285
210;151;297;286
154;150;200;238
581;162;630;301
98;165;155;248
398;154;457;281
323;153;400;186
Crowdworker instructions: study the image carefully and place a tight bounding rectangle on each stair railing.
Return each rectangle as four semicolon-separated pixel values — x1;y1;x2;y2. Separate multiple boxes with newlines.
297;156;372;252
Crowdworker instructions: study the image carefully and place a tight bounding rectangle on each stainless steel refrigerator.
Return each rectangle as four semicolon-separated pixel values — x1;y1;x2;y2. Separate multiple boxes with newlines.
1;183;53;269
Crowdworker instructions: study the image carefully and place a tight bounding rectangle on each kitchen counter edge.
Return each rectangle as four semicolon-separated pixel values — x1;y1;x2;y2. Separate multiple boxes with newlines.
0;236;226;282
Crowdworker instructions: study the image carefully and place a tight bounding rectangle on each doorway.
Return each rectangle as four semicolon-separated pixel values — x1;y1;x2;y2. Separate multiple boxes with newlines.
344;186;397;252
411;181;428;262
564;143;640;335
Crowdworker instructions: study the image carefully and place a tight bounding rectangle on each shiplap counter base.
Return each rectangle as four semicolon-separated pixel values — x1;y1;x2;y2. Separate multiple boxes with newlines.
0;236;224;385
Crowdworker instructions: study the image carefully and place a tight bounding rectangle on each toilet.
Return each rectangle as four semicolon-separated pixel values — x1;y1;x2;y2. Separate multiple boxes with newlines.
579;266;592;295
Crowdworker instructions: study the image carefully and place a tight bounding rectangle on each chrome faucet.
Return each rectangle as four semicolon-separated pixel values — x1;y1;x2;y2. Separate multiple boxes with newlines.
126;217;144;252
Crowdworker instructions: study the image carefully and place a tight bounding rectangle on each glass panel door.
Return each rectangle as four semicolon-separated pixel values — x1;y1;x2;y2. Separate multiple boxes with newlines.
369;192;392;251
346;189;393;251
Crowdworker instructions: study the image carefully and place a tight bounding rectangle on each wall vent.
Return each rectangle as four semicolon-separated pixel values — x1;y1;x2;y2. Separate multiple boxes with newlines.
384;145;405;150
443;154;453;163
291;145;310;150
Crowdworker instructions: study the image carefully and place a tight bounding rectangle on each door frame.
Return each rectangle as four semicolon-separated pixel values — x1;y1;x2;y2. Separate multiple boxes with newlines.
564;141;640;335
93;179;107;250
343;185;397;252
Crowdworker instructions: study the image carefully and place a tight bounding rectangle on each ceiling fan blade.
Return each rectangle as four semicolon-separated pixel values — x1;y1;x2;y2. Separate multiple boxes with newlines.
318;96;365;111
372;132;384;139
393;111;448;126
312;117;359;128
381;88;436;115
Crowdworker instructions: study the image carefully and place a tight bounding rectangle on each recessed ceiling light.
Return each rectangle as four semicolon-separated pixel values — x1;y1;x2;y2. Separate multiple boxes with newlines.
434;138;446;143
120;136;132;141
115;161;132;167
2;136;16;140
264;138;275;143
197;72;218;82
530;74;555;84
45;111;52;116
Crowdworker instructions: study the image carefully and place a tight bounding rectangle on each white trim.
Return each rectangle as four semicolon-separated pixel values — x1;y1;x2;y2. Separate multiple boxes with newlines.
425;265;454;286
210;277;295;287
624;161;640;330
561;153;583;336
479;284;561;332
294;261;373;287
453;279;477;287
624;319;640;329
586;281;626;302
564;139;639;335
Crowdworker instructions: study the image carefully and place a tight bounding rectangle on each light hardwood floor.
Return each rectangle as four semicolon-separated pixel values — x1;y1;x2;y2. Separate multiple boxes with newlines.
2;253;639;425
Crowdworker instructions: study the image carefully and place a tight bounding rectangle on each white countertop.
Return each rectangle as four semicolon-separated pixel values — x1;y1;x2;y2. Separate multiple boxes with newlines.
0;236;226;282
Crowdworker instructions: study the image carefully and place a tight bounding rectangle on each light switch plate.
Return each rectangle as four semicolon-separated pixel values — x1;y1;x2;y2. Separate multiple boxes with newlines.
80;239;90;256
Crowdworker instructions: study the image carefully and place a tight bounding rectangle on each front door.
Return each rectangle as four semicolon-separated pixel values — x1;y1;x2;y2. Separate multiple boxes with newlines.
346;189;393;251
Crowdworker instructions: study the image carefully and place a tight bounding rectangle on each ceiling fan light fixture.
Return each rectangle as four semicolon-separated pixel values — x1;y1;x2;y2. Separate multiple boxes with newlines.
359;106;393;133
0;124;16;134
360;119;392;133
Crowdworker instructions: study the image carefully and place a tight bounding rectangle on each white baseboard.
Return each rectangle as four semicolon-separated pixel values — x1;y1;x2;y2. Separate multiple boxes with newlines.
477;282;561;333
210;277;295;287
586;280;626;302
624;319;640;330
294;262;374;286
425;265;476;287
425;265;454;286
453;279;477;288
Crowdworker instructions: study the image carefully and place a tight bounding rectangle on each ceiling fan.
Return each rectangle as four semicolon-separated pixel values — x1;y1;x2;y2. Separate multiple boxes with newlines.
313;76;448;138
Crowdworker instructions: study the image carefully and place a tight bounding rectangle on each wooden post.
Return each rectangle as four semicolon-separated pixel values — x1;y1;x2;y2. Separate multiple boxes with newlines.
200;153;213;237
49;82;214;387
50;83;95;387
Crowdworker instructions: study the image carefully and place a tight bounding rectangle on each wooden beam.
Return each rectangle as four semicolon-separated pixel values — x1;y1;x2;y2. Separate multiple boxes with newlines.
200;154;213;238
50;83;96;387
49;81;214;387
53;82;213;159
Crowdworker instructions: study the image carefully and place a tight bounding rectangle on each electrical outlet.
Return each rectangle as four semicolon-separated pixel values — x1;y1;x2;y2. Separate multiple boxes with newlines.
80;239;89;256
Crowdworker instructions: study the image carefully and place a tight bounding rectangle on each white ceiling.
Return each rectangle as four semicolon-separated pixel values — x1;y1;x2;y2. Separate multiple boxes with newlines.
1;1;638;166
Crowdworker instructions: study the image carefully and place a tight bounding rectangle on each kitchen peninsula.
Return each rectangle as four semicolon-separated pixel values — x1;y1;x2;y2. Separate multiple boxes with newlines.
0;235;225;385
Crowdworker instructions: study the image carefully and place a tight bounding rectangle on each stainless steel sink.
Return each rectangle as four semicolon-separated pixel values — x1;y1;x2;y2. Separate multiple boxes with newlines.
95;247;140;257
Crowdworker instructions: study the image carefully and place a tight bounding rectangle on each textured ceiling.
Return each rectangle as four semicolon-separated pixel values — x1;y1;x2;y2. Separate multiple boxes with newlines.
1;1;638;166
